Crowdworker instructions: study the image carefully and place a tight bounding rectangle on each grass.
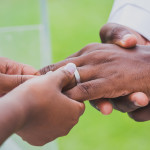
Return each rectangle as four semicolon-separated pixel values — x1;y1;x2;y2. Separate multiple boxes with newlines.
1;0;150;150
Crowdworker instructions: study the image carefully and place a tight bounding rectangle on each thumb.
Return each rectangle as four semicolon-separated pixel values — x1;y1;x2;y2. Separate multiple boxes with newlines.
0;74;35;94
100;23;137;48
49;63;77;89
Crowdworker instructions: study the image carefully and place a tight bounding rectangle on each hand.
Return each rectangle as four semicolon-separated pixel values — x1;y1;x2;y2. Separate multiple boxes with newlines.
64;44;150;101
40;23;150;121
40;43;150;103
100;23;150;47
90;23;150;115
2;63;85;146
91;23;150;116
0;57;39;96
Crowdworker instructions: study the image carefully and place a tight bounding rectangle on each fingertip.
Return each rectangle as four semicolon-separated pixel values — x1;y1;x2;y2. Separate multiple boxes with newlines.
52;63;77;89
130;92;149;107
79;102;85;115
97;102;113;115
119;34;137;48
64;63;76;75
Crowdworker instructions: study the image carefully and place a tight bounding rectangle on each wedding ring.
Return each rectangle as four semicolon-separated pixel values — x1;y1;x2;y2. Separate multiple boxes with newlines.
74;69;81;84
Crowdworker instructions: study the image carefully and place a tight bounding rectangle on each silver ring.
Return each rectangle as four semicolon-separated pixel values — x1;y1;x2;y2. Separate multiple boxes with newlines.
74;69;81;84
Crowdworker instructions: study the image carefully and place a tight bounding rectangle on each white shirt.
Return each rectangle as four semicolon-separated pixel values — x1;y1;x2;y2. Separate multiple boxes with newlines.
108;0;150;40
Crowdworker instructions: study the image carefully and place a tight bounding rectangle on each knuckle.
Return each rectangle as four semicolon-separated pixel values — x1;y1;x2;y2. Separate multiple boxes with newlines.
100;23;128;43
40;64;56;75
16;75;22;86
74;43;97;56
85;43;100;48
61;70;71;80
20;75;24;84
48;64;56;72
82;43;100;52
100;23;113;43
88;51;112;64
78;83;92;100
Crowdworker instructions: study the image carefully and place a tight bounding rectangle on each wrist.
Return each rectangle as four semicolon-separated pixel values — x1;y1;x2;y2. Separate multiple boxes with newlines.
0;90;31;144
0;85;34;132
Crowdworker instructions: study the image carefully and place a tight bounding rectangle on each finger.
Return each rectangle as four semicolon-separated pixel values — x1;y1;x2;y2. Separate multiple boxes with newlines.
1;58;39;76
65;78;122;101
21;64;40;75
48;63;77;89
72;101;85;117
90;99;113;115
39;43;110;75
100;23;137;48
64;64;104;92
39;56;85;75
128;104;150;122
110;92;149;113
74;101;85;116
0;74;35;93
60;93;85;117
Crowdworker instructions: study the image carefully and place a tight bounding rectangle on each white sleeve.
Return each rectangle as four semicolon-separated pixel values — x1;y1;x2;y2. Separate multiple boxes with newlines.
108;0;150;40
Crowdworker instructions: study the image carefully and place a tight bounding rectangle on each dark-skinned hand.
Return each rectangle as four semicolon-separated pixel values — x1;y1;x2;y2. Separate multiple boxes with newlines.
91;23;150;122
40;42;150;121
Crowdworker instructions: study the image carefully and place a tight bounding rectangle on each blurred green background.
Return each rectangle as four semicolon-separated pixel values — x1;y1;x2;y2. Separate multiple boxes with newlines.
1;0;150;150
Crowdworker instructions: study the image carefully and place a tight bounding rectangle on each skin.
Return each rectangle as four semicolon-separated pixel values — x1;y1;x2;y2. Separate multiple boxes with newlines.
95;23;150;121
40;23;150;121
0;64;85;146
1;49;146;117
40;43;150;123
90;23;150;115
40;24;150;116
64;44;150;100
0;57;39;96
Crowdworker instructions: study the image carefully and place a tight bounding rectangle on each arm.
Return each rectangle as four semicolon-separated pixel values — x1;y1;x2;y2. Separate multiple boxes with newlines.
0;94;27;144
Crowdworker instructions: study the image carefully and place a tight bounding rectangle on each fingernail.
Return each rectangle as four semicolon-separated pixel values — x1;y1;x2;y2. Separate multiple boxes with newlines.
134;101;143;107
64;63;76;75
122;34;133;42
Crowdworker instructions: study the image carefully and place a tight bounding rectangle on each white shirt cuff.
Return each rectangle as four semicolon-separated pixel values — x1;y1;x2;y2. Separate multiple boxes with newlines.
108;1;150;41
